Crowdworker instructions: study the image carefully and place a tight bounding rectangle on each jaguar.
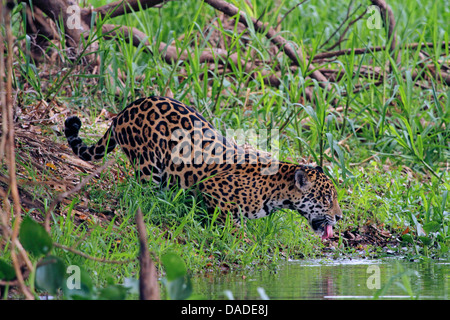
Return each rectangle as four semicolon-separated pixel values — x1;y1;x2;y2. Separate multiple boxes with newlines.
64;96;342;239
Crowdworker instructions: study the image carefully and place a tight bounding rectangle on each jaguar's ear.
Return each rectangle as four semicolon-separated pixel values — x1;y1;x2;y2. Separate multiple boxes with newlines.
294;168;313;193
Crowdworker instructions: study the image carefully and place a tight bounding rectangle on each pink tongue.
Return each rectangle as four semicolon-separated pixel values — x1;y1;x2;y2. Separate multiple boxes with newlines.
322;225;333;240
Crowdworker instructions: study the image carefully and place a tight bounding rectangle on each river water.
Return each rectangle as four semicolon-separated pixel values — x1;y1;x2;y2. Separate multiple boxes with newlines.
192;258;449;300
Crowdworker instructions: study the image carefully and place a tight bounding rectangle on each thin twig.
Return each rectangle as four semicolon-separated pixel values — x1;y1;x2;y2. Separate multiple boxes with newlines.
1;0;35;300
320;0;357;50
276;0;309;30
324;5;368;51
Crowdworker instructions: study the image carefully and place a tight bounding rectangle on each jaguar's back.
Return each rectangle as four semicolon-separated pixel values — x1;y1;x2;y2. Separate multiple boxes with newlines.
66;96;247;187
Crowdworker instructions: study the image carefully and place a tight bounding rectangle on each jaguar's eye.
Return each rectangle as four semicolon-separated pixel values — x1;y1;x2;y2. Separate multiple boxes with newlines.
324;195;332;208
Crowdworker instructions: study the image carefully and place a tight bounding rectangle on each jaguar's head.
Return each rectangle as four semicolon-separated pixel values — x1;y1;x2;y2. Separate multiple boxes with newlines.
292;165;342;240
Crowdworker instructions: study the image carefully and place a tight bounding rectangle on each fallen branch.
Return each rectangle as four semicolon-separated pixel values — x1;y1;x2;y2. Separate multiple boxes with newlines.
19;0;168;67
101;24;153;56
100;23;283;89
19;0;449;115
25;5;60;63
23;0;95;61
313;40;450;87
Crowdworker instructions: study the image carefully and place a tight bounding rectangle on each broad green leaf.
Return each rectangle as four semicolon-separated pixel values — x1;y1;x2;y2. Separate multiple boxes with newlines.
97;284;128;300
19;216;52;257
419;236;433;246
161;253;192;299
35;255;66;295
0;259;16;281
161;253;187;282
401;234;414;244
416;134;424;160
422;221;441;234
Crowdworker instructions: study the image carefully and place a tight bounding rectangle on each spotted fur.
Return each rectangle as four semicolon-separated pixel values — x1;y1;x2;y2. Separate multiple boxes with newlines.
64;96;342;238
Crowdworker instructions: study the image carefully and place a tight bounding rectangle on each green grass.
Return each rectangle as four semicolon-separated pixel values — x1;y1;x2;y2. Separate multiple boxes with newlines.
2;0;449;296
51;175;323;285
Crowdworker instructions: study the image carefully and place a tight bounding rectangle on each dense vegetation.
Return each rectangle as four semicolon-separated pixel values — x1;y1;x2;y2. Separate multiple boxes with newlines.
0;0;448;299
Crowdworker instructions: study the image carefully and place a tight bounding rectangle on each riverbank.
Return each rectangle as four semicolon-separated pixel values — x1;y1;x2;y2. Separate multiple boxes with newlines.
1;0;448;299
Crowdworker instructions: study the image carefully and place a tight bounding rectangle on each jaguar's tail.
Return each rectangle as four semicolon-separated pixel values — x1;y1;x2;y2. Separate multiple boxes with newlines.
64;116;117;161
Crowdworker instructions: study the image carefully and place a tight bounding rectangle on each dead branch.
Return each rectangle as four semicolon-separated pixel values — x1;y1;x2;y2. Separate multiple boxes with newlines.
25;5;60;63
20;0;396;105
18;0;449;114
23;0;89;58
19;0;168;68
136;207;160;300
100;22;284;88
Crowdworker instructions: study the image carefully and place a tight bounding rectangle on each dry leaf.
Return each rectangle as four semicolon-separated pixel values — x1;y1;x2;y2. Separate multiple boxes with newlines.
46;162;57;170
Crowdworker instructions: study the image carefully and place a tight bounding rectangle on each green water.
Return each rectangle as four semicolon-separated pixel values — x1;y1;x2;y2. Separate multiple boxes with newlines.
192;259;449;300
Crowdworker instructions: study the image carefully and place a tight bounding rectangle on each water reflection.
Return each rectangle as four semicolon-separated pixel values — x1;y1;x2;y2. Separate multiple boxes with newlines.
192;259;449;300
